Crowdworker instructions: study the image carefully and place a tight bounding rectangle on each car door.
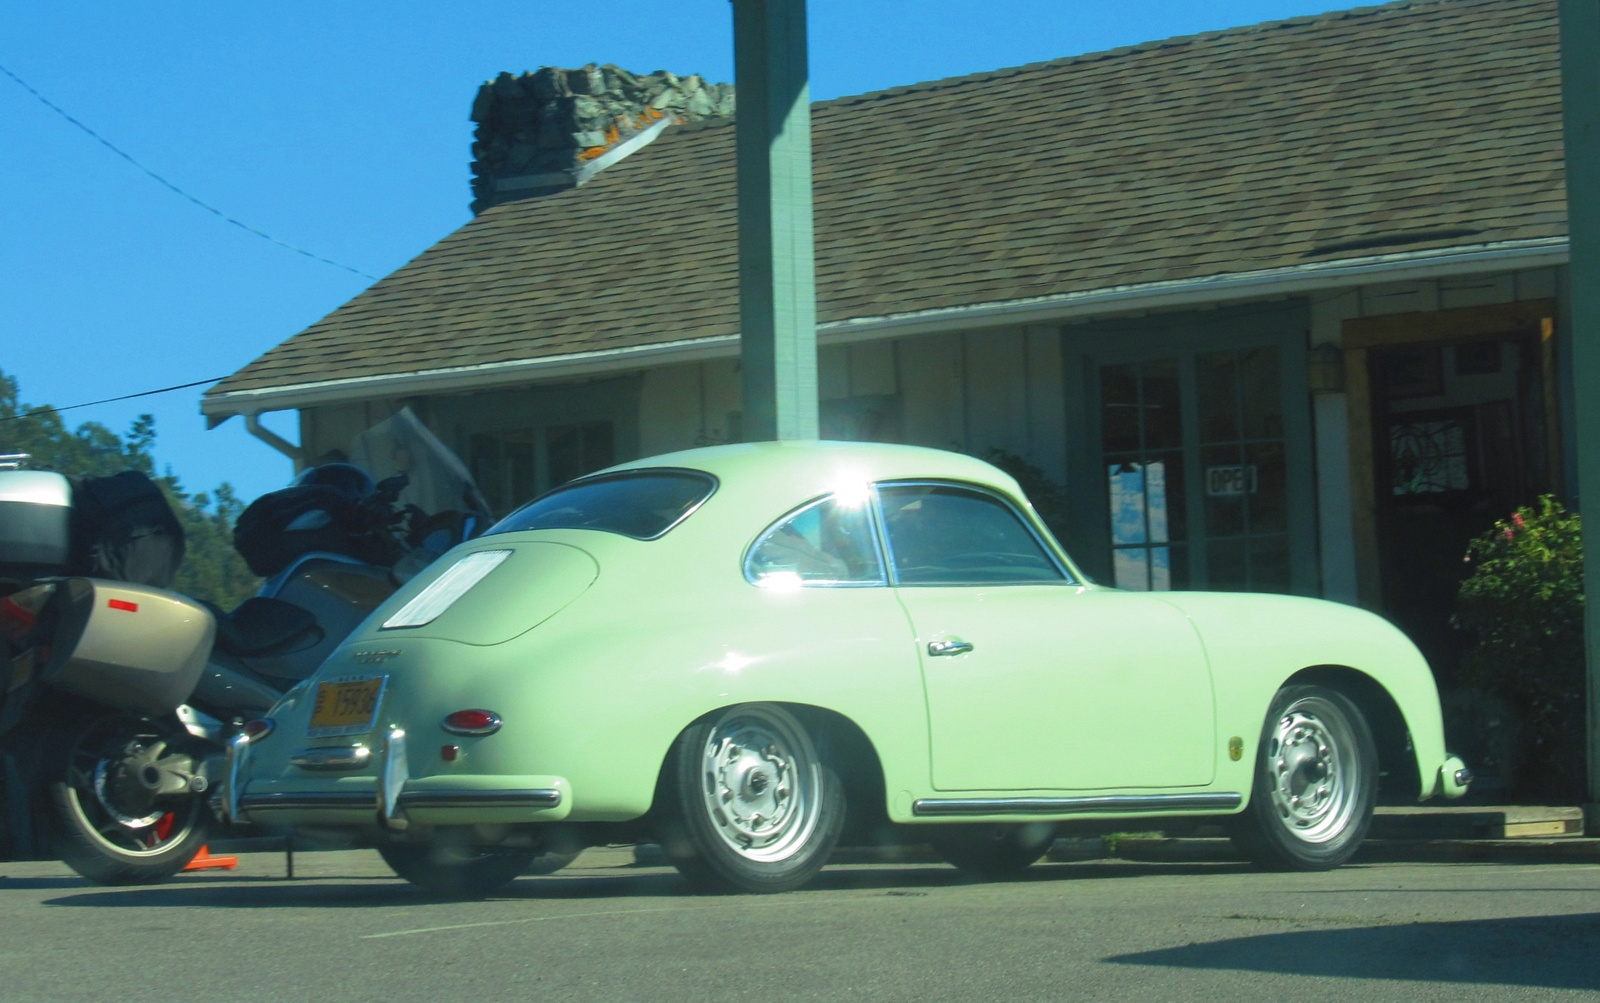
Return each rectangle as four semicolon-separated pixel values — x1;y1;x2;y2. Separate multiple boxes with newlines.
877;481;1216;792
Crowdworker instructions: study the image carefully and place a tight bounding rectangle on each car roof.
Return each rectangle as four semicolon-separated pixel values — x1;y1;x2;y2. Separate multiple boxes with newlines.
599;440;1020;497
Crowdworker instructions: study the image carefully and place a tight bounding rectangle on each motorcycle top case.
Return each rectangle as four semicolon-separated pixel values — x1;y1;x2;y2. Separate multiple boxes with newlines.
0;471;73;582
42;578;216;716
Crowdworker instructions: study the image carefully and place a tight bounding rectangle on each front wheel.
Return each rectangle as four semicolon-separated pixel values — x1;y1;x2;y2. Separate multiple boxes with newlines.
659;703;844;894
46;714;210;885
1229;685;1377;871
378;843;536;897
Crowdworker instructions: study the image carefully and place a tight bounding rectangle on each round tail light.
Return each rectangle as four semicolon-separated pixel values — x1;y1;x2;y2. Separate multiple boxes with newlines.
242;718;275;743
441;709;502;736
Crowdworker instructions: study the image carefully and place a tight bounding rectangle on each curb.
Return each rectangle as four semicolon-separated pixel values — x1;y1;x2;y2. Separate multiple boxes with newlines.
1104;836;1600;864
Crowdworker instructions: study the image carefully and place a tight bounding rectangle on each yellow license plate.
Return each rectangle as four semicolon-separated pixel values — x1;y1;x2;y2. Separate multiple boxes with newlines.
307;676;387;737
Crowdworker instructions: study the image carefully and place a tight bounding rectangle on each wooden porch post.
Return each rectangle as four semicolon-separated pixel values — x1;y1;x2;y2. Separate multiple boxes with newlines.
732;0;819;441
1558;0;1600;820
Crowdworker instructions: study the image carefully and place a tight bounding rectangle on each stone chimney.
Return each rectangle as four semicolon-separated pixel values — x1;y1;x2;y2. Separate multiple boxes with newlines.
470;64;735;213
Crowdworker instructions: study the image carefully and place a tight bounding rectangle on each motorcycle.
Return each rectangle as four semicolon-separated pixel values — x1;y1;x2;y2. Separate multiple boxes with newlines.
0;457;488;885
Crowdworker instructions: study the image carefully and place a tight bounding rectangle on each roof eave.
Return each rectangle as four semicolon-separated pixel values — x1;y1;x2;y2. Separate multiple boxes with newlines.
202;236;1569;420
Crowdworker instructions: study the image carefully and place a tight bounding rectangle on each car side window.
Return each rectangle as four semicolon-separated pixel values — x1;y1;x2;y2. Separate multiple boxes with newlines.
877;483;1067;585
745;494;886;587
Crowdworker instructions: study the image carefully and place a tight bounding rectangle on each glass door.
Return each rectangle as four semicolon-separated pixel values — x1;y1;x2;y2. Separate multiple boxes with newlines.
1097;346;1292;593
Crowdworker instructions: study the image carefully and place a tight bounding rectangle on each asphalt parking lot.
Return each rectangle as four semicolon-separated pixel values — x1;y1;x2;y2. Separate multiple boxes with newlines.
2;848;1598;1002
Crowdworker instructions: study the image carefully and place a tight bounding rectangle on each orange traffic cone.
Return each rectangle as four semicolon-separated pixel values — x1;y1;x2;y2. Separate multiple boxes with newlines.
183;845;239;871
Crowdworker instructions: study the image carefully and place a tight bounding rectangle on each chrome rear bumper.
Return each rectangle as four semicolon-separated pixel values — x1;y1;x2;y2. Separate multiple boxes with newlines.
226;725;566;826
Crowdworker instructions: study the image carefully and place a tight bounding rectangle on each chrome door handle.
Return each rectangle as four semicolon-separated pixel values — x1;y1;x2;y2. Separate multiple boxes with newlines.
928;639;974;657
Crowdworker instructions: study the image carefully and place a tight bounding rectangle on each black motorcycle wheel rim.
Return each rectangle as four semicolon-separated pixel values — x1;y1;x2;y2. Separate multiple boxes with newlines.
63;717;205;858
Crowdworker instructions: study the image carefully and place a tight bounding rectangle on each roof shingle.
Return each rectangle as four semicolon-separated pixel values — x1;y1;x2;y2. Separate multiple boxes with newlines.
210;0;1565;399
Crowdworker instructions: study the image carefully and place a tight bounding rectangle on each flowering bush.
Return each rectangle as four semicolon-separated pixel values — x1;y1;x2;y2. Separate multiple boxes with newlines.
1453;496;1585;800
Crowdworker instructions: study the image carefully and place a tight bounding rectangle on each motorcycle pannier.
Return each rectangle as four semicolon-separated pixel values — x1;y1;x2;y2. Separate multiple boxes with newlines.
0;471;73;582
41;578;216;716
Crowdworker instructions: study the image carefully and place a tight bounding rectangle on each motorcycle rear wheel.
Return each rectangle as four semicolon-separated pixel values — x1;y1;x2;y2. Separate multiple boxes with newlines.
46;714;209;885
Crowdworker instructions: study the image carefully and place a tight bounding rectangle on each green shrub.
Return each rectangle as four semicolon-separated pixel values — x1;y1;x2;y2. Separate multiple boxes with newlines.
1453;496;1585;800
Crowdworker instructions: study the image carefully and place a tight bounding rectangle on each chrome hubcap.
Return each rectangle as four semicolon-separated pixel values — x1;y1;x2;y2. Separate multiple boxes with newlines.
1265;698;1358;843
699;706;819;863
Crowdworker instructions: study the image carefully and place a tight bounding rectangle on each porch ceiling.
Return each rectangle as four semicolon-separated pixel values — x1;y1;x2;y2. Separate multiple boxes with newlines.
205;0;1566;417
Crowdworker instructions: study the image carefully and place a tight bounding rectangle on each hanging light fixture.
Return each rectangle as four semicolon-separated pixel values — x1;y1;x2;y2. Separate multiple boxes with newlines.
1307;342;1347;394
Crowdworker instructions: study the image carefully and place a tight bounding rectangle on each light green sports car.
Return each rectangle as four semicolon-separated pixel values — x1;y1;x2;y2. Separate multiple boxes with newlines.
227;441;1470;895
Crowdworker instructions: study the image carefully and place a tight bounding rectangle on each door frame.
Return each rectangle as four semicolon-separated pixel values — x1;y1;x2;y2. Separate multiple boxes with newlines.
1341;298;1558;609
1062;301;1319;595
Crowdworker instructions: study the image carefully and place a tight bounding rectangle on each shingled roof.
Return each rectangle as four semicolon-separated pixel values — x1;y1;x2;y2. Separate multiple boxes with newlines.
205;0;1566;415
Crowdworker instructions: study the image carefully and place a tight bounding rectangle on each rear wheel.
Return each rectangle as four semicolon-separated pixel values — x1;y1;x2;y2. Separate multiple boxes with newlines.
660;703;844;894
378;842;535;897
46;714;209;886
927;822;1056;879
1229;685;1377;871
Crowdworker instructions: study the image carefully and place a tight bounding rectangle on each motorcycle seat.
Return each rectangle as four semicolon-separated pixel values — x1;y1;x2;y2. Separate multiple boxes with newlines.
208;597;318;658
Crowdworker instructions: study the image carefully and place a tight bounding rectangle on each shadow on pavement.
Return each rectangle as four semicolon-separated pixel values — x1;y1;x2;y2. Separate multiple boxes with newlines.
37;857;1249;908
1107;913;1600;991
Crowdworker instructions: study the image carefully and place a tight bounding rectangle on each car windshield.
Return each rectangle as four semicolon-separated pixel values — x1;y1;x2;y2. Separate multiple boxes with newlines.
486;470;716;541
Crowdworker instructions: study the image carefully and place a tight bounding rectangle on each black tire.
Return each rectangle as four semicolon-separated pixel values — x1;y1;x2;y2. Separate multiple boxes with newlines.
524;849;580;876
378;842;535;897
927;822;1057;879
659;703;844;894
45;714;210;886
1229;684;1378;871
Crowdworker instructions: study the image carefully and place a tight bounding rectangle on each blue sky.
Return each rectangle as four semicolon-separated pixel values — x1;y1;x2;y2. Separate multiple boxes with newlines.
1;0;1352;504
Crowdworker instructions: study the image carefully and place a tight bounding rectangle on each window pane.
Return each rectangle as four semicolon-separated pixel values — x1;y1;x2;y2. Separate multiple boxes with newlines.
880;484;1065;585
1107;460;1148;545
490;471;714;540
746;495;884;586
1246;440;1288;533
1100;365;1140;453
1250;535;1291;592
1239;347;1284;439
1143;360;1182;450
1202;444;1246;537
1113;548;1150;590
1197;351;1239;445
1207;538;1248;591
547;421;615;488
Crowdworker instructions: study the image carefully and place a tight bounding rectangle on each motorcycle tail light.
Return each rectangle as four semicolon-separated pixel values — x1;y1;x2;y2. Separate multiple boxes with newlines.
441;709;502;736
243;718;275;743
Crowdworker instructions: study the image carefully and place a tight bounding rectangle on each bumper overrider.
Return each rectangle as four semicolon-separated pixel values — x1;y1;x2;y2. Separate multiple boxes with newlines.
224;727;571;829
1440;754;1473;798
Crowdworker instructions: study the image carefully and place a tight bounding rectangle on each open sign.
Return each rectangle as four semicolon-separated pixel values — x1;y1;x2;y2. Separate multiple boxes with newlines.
1205;464;1258;496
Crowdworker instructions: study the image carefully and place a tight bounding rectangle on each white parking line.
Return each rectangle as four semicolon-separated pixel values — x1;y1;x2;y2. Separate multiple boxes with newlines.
363;897;795;939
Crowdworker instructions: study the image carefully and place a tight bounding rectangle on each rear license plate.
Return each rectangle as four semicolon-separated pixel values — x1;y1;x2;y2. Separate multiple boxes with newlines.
307;676;387;738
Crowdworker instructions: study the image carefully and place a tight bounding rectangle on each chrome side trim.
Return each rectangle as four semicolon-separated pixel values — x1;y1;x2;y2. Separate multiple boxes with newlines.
396;789;562;810
379;726;408;828
236;788;564;815
912;793;1244;817
239;791;379;812
291;746;372;771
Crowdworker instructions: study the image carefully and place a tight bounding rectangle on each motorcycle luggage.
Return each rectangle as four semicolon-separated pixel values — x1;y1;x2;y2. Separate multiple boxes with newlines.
70;471;185;589
233;484;373;577
41;578;215;716
0;471;73;582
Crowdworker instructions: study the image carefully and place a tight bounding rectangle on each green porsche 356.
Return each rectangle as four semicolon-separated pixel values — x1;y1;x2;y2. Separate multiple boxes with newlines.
228;441;1470;895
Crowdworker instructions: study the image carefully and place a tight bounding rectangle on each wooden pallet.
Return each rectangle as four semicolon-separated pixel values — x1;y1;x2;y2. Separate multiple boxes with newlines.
1371;805;1587;840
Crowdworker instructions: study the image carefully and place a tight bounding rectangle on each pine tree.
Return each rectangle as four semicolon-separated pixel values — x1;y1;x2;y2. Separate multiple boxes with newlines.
0;369;259;608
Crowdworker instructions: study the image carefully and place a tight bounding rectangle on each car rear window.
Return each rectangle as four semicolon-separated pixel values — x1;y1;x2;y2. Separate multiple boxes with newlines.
486;470;716;541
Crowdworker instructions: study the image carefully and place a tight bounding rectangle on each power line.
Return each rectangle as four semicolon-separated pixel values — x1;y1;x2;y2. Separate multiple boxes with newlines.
0;376;229;423
0;60;378;281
